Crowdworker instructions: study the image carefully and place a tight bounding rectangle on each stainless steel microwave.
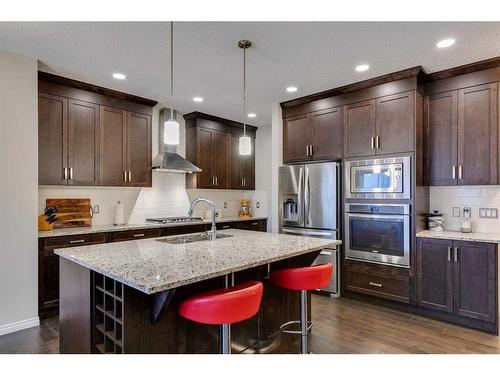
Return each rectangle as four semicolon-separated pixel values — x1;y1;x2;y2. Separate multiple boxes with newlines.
345;156;411;200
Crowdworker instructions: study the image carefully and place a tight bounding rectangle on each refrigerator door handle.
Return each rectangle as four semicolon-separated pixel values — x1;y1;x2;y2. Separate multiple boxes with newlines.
304;165;310;226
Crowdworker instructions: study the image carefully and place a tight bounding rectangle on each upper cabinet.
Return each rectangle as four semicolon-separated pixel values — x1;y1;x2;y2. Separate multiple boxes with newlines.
283;107;342;163
343;92;415;158
425;83;498;186
38;72;156;187
343;100;376;158
184;112;257;190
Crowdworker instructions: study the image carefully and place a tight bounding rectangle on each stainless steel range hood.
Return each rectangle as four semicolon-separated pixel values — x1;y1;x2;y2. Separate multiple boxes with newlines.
152;108;201;174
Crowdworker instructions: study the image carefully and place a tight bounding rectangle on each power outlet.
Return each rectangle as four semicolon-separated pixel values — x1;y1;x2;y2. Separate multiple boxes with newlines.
93;205;99;214
223;202;228;209
256;201;260;209
463;207;472;218
452;207;461;217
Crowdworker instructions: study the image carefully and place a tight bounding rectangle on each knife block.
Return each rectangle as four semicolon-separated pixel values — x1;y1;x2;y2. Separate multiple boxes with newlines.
38;215;53;231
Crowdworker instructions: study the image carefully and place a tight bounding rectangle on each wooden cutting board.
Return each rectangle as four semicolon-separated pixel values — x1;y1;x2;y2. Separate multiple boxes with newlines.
46;199;92;228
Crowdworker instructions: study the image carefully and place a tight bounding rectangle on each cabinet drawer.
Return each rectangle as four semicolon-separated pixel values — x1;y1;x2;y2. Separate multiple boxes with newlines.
346;270;409;303
237;220;267;232
44;233;106;249
217;222;238;230
165;224;208;236
112;228;162;242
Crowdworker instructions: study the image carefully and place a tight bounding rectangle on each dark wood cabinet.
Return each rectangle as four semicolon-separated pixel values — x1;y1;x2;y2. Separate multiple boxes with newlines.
190;128;230;189
100;106;127;186
425;83;498;186
343;100;376;158
453;241;497;322
283;107;342;163
424;91;458;185
416;238;497;324
185;112;256;190
375;91;415;155
231;134;255;190
344;260;410;304
457;83;498;185
126;112;152;187
38;73;155;188
283;114;311;163
38;93;68;185
68;99;100;186
416;238;453;312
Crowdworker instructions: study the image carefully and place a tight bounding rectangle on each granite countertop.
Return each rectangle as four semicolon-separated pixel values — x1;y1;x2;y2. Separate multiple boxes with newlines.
38;216;268;238
54;229;341;294
417;230;500;244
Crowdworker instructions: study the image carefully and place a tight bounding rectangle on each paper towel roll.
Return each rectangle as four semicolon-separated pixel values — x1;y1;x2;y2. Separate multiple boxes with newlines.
114;201;124;226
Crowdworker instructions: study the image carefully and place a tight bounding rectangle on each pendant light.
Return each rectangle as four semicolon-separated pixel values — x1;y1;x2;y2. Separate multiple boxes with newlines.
164;21;180;145
238;40;252;155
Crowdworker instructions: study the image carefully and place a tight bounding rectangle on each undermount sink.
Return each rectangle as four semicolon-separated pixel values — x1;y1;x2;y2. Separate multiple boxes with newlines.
156;232;234;245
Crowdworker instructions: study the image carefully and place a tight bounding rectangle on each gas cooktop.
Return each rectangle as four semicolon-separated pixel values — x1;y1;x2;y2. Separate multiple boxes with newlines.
146;216;204;224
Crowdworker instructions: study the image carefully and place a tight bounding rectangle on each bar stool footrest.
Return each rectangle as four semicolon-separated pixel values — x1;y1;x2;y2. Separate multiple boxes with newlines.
279;320;313;334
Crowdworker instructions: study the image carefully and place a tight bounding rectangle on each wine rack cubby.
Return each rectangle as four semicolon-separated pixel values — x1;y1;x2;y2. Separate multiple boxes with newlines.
92;272;124;354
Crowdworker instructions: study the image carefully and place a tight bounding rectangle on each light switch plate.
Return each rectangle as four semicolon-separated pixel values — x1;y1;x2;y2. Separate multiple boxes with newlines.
479;208;498;219
452;207;461;217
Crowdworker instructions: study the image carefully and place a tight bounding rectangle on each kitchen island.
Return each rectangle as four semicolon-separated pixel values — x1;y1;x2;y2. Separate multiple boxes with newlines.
55;229;340;354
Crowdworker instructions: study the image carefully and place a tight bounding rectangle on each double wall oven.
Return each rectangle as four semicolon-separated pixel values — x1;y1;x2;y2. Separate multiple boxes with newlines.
344;156;412;268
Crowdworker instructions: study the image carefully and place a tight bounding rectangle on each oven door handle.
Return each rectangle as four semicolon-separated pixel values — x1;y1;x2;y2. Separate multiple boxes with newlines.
346;213;408;220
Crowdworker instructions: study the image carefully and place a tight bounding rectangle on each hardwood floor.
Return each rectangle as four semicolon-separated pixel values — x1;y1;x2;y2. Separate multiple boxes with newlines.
1;295;499;354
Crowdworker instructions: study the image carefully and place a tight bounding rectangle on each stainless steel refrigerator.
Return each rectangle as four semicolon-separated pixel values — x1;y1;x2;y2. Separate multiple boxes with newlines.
278;162;340;296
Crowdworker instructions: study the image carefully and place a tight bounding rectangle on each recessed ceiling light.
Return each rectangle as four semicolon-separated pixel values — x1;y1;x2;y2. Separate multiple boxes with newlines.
355;64;370;72
112;73;126;80
247;113;256;118
286;86;298;93
436;38;455;48
193;97;204;102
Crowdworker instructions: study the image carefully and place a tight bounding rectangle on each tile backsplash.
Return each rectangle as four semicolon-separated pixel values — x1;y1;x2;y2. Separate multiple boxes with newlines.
39;173;268;226
430;186;500;233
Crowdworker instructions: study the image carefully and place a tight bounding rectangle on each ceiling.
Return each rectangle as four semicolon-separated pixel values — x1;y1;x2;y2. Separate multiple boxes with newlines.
0;22;499;125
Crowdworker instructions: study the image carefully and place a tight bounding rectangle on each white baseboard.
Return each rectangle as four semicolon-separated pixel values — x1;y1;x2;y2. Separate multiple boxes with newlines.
0;317;40;336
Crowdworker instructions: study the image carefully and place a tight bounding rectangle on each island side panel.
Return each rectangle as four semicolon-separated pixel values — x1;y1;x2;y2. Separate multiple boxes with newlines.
59;257;92;353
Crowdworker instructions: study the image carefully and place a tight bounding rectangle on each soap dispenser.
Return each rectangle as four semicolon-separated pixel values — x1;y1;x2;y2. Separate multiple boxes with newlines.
460;207;473;233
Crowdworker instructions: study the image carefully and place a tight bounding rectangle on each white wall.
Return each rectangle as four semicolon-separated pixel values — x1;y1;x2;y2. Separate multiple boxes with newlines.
430;186;500;233
0;50;39;334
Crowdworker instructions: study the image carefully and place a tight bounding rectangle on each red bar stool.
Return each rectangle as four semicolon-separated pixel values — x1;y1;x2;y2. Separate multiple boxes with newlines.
270;263;333;354
178;280;263;354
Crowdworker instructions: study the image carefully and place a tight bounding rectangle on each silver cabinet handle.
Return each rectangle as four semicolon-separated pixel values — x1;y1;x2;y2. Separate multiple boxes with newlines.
371;137;375;149
215;177;218;186
69;239;85;244
320;250;332;256
306;145;309;156
133;233;145;238
251;222;259;226
222;225;231;229
447;246;452;262
453;247;459;262
369;282;383;288
375;136;380;149
69;167;73;180
64;167;68;180
128;171;132;182
310;144;313;156
458;165;463;179
123;171;127;182
452;166;456;179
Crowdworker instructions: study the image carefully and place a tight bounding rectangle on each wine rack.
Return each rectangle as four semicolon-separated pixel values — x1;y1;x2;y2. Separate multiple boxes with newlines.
92;272;124;354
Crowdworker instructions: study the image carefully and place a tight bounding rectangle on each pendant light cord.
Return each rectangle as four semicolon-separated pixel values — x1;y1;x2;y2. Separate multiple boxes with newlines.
243;45;247;136
170;21;174;120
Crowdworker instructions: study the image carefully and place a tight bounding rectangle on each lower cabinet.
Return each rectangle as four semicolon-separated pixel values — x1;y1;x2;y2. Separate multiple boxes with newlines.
344;260;410;304
39;219;267;311
416;238;497;323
